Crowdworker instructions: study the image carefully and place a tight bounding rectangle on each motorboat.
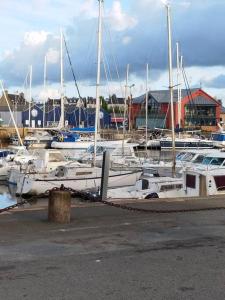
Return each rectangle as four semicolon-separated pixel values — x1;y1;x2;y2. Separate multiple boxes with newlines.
107;172;182;199
80;144;141;168
142;153;225;199
24;130;53;149
159;136;214;149
0;148;38;181
51;129;129;151
211;123;225;148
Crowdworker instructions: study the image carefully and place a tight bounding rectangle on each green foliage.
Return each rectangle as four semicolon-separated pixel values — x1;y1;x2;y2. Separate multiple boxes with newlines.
100;96;109;112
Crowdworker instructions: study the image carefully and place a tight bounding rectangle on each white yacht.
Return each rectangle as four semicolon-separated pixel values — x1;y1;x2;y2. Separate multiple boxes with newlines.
159;136;214;149
24;130;53;149
0;148;38;181
8;149;142;196
8;149;71;185
13;164;142;196
161;152;225;198
107;151;225;200
108;172;182;199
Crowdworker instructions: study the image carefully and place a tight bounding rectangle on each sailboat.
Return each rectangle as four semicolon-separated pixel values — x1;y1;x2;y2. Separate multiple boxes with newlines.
10;0;142;196
51;2;128;152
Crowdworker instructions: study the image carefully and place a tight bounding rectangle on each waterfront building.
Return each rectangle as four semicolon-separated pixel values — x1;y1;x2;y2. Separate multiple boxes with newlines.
131;88;221;131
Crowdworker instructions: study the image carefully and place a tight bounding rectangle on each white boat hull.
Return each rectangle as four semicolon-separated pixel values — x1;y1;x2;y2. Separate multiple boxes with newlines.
51;140;127;150
51;141;93;150
14;169;142;196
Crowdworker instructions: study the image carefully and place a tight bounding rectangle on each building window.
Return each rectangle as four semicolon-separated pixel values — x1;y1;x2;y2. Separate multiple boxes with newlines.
184;105;216;126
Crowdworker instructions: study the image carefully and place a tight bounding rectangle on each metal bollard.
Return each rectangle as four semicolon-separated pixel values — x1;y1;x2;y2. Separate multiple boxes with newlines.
48;189;71;223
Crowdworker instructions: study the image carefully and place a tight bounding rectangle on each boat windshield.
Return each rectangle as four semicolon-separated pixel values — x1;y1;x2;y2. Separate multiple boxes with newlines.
202;156;225;166
176;152;186;161
180;152;195;162
87;145;105;154
192;155;205;164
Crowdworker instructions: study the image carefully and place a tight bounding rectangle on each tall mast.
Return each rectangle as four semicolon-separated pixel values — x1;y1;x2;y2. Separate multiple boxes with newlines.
122;64;129;153
179;55;183;128
145;63;149;152
166;4;176;177
43;54;47;128
176;42;181;131
94;0;103;165
29;65;32;127
60;28;64;128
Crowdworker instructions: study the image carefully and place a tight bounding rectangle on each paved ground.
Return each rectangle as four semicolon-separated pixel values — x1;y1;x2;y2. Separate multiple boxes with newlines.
1;198;225;299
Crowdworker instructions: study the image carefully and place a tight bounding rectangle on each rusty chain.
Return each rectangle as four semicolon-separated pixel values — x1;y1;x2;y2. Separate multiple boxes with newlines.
1;184;225;214
99;199;225;214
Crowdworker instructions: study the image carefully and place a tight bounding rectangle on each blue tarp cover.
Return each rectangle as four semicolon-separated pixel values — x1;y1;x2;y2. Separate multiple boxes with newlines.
70;127;95;132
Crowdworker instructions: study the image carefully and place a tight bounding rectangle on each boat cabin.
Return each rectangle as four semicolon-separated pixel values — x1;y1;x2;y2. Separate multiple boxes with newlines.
184;167;225;197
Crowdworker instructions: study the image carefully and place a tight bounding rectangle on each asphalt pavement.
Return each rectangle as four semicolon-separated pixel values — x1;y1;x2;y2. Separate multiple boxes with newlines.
1;198;225;299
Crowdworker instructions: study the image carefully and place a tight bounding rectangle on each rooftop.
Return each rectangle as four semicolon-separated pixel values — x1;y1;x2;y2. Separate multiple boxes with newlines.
132;88;216;105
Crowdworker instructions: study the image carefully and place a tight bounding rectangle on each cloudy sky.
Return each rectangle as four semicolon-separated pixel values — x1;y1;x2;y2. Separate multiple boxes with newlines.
1;0;225;103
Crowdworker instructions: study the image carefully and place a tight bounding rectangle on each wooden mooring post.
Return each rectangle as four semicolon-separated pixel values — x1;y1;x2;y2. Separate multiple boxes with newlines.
48;188;71;223
100;150;110;201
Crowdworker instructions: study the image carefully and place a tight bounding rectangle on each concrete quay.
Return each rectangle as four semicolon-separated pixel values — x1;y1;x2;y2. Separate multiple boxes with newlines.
1;197;225;299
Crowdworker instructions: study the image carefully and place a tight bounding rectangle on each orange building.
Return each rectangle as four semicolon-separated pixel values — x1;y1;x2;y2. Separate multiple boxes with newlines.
131;88;221;132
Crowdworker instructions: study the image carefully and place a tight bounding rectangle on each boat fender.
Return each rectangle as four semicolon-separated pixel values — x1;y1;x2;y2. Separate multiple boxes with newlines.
59;135;64;142
55;166;68;177
145;192;159;199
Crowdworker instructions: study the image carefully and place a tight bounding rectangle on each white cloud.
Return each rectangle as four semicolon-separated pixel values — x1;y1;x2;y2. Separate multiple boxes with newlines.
108;1;138;32
24;31;49;47
122;36;132;45
138;0;163;9
39;87;60;101
179;1;191;9
80;0;97;18
2;50;14;60
46;48;59;64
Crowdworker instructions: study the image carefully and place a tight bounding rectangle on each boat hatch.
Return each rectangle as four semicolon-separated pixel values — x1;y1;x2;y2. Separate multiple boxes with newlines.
214;176;225;191
186;174;196;189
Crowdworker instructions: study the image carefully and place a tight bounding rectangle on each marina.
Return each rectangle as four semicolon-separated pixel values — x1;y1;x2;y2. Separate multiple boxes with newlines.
0;0;225;299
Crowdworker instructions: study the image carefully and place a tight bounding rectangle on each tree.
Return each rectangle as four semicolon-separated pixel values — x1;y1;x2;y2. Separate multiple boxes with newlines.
100;96;109;112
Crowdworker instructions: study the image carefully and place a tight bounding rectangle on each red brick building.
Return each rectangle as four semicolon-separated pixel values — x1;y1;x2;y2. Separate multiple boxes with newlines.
131;88;221;132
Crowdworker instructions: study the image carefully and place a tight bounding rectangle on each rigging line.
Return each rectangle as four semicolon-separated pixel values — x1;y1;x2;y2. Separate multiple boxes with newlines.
102;44;123;116
182;63;194;105
102;17;124;99
22;70;29;91
63;34;89;125
63;33;82;100
181;63;204;128
102;49;119;132
102;48;112;96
